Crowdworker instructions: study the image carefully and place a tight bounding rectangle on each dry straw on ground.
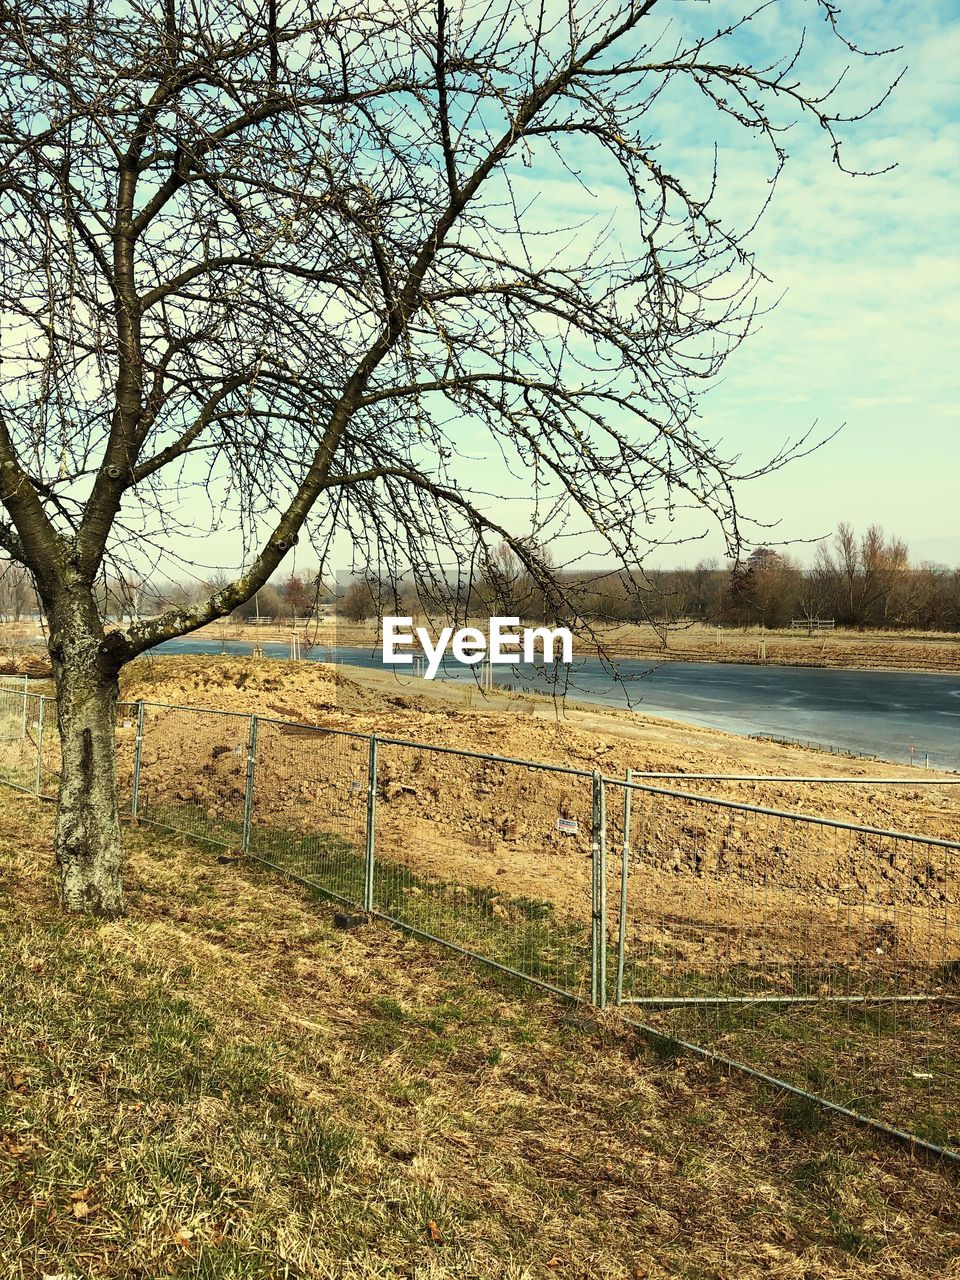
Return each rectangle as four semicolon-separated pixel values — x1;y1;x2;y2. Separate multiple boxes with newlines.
2;782;959;1278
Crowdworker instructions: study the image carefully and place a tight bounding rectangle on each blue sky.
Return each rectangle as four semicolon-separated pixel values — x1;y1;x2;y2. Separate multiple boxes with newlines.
138;0;960;582
618;0;960;566
449;0;960;571
334;0;960;578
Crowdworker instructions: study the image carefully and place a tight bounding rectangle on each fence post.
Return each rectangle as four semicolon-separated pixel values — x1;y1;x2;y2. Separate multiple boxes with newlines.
615;769;633;1006
130;700;145;819
364;735;378;911
598;774;607;1010
35;696;45;797
241;715;258;853
20;677;28;740
591;770;602;1007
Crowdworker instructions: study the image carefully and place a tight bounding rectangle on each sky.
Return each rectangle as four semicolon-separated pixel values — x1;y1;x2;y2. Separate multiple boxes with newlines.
321;0;960;578
599;0;960;568
34;0;954;585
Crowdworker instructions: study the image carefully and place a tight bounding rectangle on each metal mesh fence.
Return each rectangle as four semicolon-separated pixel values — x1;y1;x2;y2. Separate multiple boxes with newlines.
37;699;60;801
622;772;960;844
370;741;597;999
0;691;139;806
0;684;957;1160
127;706;601;999
0;687;46;794
609;781;960;1153
133;702;251;849
248;718;369;905
115;701;139;813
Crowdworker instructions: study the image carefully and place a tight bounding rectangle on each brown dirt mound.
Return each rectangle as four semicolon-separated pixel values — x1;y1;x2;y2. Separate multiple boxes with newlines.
117;658;960;967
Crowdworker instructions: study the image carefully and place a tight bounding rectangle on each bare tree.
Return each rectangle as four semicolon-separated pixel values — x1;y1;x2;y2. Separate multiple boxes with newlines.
0;0;894;913
339;579;376;624
814;523;910;627
470;541;560;623
0;559;37;623
232;584;284;622
727;547;802;628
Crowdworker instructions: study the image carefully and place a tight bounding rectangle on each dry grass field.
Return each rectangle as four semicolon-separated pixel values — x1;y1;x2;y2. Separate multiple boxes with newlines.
578;622;960;673
2;787;960;1279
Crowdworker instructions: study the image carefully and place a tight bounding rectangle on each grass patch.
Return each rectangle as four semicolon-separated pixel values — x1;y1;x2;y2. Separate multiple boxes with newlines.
137;798;593;997
29;787;960;1166
1;788;959;1278
135;794;960;1157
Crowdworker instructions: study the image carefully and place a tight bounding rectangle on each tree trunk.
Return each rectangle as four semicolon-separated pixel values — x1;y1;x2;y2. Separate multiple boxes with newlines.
49;605;125;917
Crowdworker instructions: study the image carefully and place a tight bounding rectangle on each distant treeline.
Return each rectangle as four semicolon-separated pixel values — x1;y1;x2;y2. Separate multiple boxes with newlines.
571;527;960;631
0;563;328;627
3;523;957;633
340;524;960;633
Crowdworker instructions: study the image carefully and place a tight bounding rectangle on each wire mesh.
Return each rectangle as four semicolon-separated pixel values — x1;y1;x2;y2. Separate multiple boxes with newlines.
370;740;596;998
115;701;140;813
247;718;369;904
37;697;60;800
611;781;960;1154
0;692;139;804
134;702;250;849
0;687;44;793
624;773;960;845
0;681;956;1158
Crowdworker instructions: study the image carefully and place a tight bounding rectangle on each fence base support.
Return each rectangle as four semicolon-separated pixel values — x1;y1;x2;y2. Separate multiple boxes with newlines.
364;736;378;912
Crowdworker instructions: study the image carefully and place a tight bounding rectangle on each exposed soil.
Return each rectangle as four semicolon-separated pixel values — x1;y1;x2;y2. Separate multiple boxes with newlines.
111;656;960;982
0;650;52;677
120;653;960;834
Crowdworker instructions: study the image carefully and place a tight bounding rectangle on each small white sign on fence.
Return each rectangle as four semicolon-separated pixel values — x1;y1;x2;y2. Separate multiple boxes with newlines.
556;816;579;835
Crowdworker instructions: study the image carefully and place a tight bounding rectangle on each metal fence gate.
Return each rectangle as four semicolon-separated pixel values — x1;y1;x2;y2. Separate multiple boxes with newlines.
607;777;960;1157
368;739;599;1000
0;686;957;1161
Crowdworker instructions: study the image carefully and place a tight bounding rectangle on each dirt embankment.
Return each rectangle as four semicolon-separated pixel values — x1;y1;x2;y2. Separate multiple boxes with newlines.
0;651;52;677
117;656;960;942
121;654;960;828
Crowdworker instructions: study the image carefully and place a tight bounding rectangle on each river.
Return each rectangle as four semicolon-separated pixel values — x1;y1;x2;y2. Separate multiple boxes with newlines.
154;636;960;771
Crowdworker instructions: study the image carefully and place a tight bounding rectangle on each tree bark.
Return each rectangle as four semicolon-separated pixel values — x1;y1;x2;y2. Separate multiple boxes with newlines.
48;596;125;917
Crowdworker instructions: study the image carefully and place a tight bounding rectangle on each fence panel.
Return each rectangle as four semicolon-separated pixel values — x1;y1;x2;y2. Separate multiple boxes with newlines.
370;741;597;999
133;702;250;848
0;687;44;793
1;681;957;1159
622;773;960;842
115;700;141;813
612;782;960;1154
37;697;60;800
247;718;369;905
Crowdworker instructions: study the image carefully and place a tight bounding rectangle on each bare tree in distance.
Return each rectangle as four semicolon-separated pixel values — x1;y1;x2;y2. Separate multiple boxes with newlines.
0;560;37;624
814;523;910;627
339;580;377;625
0;0;897;913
